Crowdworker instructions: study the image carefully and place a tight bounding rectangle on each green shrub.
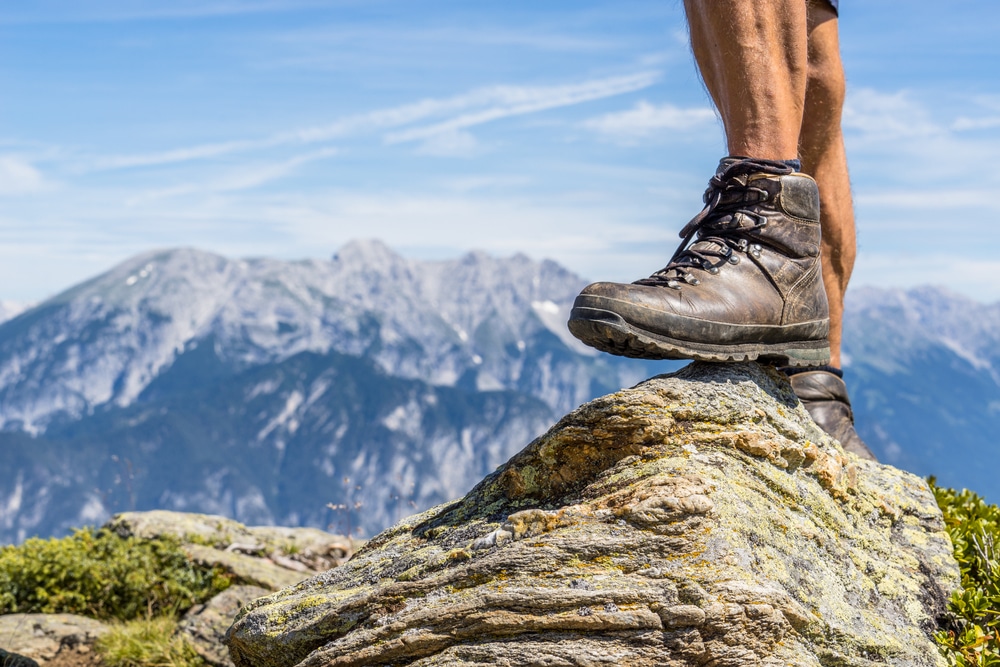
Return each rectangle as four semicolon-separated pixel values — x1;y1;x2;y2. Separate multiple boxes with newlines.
932;480;1000;666
96;617;204;667
0;527;231;621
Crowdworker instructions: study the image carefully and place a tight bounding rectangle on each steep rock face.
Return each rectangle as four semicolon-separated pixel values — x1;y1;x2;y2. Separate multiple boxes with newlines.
226;362;958;667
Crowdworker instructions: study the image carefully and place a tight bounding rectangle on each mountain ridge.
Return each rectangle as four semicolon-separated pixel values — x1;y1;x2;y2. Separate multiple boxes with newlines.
1;241;998;544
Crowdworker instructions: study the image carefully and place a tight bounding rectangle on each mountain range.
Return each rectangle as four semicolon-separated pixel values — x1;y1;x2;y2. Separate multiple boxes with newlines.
0;241;996;544
0;241;678;543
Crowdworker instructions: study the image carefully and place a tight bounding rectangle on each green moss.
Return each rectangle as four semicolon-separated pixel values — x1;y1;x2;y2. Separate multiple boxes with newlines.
0;527;231;621
96;617;204;667
931;480;1000;666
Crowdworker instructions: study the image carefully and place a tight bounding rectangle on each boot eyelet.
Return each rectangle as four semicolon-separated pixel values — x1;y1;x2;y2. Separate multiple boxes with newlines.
728;255;740;265
708;267;720;275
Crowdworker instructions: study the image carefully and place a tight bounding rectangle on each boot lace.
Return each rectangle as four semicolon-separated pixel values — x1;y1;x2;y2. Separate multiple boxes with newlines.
635;167;778;289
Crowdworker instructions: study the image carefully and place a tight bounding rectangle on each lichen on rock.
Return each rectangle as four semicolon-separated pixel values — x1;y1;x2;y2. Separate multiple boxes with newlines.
225;362;959;667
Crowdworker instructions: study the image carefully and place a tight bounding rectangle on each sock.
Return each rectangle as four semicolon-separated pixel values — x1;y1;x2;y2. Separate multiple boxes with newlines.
724;156;801;174
782;365;843;378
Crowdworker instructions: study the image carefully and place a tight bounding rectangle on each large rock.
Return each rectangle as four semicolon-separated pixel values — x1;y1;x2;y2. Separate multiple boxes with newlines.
226;362;959;667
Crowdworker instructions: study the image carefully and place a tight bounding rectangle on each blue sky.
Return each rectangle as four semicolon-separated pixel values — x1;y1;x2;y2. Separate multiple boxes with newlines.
2;1;1000;303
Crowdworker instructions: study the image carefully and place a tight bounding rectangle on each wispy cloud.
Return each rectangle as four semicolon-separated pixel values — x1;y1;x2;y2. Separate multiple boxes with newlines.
581;100;716;143
89;72;661;170
94;139;269;170
386;72;660;144
842;89;941;140
0;156;48;195
126;147;337;203
952;116;1000;131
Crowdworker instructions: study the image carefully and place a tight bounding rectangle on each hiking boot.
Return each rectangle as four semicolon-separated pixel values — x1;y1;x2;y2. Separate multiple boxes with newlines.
788;369;877;461
0;649;39;667
568;157;830;366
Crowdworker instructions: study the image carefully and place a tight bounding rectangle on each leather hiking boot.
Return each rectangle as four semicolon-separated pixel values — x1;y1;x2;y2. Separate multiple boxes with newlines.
788;369;877;461
568;157;830;366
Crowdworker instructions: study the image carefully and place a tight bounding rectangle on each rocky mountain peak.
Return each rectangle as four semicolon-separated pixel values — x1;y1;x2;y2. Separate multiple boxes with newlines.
330;238;410;276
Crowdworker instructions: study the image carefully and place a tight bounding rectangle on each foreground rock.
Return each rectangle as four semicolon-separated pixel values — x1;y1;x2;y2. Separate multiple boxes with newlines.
0;614;108;665
226;362;959;667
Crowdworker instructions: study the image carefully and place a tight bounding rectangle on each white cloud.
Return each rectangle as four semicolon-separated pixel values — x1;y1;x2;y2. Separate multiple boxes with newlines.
0;156;46;195
842;89;940;140
415;130;481;158
952;116;1000;131
581;101;716;143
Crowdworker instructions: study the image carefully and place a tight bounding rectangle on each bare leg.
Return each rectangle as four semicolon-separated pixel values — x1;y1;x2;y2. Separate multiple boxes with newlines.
801;2;853;368
684;0;808;161
570;0;833;369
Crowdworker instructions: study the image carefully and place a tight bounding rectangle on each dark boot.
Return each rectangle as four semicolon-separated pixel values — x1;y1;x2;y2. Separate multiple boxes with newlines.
568;157;830;367
789;369;877;461
0;649;39;667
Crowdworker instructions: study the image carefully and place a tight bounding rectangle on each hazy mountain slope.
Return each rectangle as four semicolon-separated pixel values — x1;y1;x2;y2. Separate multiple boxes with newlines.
843;286;1000;497
0;347;553;543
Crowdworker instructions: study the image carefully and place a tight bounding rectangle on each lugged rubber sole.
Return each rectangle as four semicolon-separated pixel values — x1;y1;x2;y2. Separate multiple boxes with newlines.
568;306;830;367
